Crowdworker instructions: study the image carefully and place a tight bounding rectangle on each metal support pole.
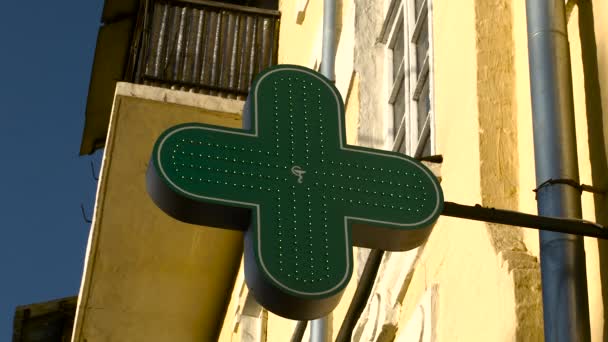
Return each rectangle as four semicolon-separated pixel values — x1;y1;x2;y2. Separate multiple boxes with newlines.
290;321;308;342
310;1;336;341
320;0;336;82
335;249;384;342
310;317;329;342
525;0;591;340
441;202;608;239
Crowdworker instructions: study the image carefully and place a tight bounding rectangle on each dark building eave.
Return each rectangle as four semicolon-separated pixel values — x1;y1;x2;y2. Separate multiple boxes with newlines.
13;296;77;342
101;0;139;23
80;15;135;155
80;0;139;155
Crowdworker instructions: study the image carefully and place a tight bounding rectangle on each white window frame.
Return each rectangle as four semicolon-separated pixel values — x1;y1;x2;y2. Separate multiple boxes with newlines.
380;0;435;157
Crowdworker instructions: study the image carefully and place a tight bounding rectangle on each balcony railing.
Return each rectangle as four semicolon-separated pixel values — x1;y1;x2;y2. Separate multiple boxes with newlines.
81;0;280;154
134;0;280;100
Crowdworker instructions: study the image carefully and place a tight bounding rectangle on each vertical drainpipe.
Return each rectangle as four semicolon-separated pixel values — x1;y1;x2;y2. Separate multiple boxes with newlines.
310;1;336;342
320;0;336;83
525;0;591;340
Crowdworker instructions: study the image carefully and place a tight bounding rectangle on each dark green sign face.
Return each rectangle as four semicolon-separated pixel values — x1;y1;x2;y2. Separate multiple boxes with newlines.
146;65;443;319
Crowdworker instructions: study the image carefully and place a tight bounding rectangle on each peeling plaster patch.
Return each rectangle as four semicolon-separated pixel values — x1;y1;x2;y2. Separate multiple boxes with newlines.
354;0;387;149
475;0;543;339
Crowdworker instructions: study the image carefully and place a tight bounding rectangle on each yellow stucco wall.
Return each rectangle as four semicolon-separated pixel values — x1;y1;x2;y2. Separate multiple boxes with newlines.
70;0;608;340
77;0;607;340
277;0;323;67
567;6;603;341
216;0;608;340
249;0;534;340
593;0;608;337
72;84;245;341
396;0;608;340
240;0;527;340
395;0;533;340
567;2;608;340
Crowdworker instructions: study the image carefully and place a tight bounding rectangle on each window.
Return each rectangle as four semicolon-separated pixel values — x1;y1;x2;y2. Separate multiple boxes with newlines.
382;0;433;157
229;280;267;342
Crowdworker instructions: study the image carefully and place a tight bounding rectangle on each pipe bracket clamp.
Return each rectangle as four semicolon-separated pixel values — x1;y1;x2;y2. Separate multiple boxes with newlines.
533;178;606;199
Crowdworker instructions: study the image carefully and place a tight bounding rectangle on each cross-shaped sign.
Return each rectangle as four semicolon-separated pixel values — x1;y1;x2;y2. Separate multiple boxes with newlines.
146;65;443;320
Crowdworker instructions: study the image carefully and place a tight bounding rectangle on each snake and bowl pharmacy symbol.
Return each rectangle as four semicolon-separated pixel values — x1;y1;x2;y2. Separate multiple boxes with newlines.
146;64;444;320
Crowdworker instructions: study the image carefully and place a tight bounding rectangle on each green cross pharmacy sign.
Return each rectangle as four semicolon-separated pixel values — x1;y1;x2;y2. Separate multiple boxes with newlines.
146;65;444;320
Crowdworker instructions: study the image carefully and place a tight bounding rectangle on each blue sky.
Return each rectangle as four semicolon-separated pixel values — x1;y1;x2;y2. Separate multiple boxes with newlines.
0;0;103;338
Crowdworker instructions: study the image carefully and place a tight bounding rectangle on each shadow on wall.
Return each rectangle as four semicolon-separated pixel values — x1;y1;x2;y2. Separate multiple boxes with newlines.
578;1;608;340
335;0;344;52
221;0;278;10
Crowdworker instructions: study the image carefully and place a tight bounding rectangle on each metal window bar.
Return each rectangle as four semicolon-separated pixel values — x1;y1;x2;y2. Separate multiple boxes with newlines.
136;0;280;100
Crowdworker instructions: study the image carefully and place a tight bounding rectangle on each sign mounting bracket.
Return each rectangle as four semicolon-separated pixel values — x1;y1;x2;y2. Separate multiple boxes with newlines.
441;201;608;239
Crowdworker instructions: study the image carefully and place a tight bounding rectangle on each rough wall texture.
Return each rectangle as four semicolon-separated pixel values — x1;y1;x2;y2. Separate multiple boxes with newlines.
349;0;541;339
475;0;544;340
353;0;386;149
